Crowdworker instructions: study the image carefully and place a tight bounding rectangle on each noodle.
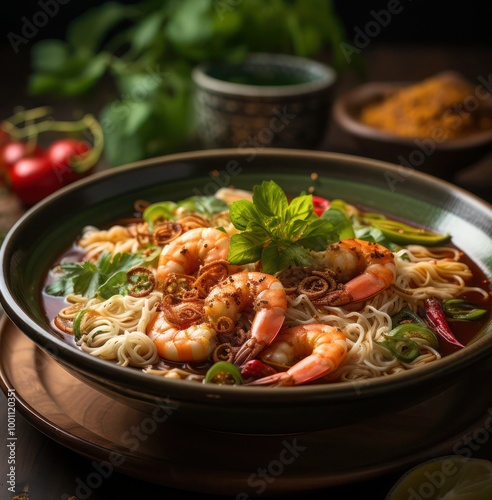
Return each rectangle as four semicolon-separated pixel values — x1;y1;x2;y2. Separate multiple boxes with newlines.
45;192;490;387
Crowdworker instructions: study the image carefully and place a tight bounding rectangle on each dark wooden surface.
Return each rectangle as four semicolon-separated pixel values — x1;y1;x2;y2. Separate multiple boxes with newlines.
1;40;492;500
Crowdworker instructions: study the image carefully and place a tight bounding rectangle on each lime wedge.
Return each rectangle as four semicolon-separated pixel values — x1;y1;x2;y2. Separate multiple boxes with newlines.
386;455;492;499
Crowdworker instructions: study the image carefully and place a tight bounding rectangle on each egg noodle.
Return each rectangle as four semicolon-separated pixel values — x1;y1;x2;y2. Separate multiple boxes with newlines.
46;190;490;386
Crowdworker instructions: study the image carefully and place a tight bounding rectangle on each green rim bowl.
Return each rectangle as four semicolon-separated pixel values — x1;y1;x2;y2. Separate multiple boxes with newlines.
1;149;491;434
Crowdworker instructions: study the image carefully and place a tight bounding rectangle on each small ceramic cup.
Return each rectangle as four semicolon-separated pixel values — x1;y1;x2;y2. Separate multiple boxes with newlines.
192;53;337;150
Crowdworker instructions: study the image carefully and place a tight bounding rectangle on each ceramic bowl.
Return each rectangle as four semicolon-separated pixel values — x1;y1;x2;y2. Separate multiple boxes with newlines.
1;149;491;435
333;77;492;178
192;53;336;149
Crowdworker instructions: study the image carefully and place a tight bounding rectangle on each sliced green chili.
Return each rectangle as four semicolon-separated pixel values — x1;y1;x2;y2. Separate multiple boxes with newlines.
379;337;420;362
390;323;439;349
143;201;177;230
391;308;428;328
443;299;487;321
362;213;450;246
73;308;87;341
204;361;243;385
378;321;439;362
126;266;155;297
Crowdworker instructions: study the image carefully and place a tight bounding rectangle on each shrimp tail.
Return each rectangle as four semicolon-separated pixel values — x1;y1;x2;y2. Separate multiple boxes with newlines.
248;356;333;386
246;371;288;387
345;264;396;303
233;308;285;365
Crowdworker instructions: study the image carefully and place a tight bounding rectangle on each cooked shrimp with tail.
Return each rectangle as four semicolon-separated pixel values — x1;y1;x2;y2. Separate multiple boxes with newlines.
322;239;396;305
146;311;217;362
147;271;287;363
157;227;234;283
205;272;287;365
249;324;348;386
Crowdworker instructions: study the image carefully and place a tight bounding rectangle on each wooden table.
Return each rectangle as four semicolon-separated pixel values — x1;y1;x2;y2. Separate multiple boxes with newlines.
1;42;492;499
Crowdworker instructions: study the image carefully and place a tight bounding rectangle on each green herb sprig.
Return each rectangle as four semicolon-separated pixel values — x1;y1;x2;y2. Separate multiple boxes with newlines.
28;0;352;166
227;180;338;273
46;249;159;299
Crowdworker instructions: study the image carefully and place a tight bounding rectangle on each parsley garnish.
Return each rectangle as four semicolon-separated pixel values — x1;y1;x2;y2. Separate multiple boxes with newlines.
227;181;338;273
46;249;159;299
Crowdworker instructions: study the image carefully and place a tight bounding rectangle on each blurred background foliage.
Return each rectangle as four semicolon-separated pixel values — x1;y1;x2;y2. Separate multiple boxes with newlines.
27;0;350;166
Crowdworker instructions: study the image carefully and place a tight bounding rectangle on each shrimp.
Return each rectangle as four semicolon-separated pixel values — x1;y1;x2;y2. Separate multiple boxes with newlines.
322;238;396;305
204;272;288;365
249;324;348;386
157;227;232;283
147;271;287;363
147;310;217;362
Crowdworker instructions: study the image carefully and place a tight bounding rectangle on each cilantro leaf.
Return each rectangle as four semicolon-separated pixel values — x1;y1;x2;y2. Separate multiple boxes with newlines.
45;249;159;299
227;181;339;273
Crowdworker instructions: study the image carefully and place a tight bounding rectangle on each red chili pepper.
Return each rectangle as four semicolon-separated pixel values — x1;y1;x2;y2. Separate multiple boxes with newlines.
312;195;330;216
240;359;277;381
424;296;464;348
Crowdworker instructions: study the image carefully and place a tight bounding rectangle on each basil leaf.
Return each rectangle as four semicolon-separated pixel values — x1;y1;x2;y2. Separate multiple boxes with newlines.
296;218;338;250
229;200;262;231
354;226;391;248
321;207;355;240
286;194;313;223
261;243;311;274
228;232;266;265
252;180;288;219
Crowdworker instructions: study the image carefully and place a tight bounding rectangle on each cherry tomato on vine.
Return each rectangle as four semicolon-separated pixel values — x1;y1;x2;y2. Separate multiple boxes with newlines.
0;141;44;170
1;108;103;206
46;138;91;184
8;155;58;206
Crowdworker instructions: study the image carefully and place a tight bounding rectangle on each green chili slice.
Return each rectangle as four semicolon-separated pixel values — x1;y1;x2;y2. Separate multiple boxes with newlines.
126;266;155;297
391;308;428;328
378;321;439;362
204;361;243;385
73;308;87;341
362;213;450;246
379;337;420;362
390;323;439;349
143;201;177;230
443;299;487;321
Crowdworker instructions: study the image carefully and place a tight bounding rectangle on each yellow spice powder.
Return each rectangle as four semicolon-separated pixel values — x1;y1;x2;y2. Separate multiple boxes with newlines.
359;74;492;140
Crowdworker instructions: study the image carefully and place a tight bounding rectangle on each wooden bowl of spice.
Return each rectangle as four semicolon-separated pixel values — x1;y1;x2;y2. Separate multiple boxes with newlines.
333;71;492;178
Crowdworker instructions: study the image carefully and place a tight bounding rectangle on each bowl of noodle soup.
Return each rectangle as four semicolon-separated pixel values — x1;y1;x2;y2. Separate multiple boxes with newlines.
0;148;491;435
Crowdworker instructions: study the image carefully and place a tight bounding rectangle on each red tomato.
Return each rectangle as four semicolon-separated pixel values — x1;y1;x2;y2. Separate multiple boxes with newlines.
9;156;53;206
46;139;91;183
0;141;44;170
312;195;330;216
